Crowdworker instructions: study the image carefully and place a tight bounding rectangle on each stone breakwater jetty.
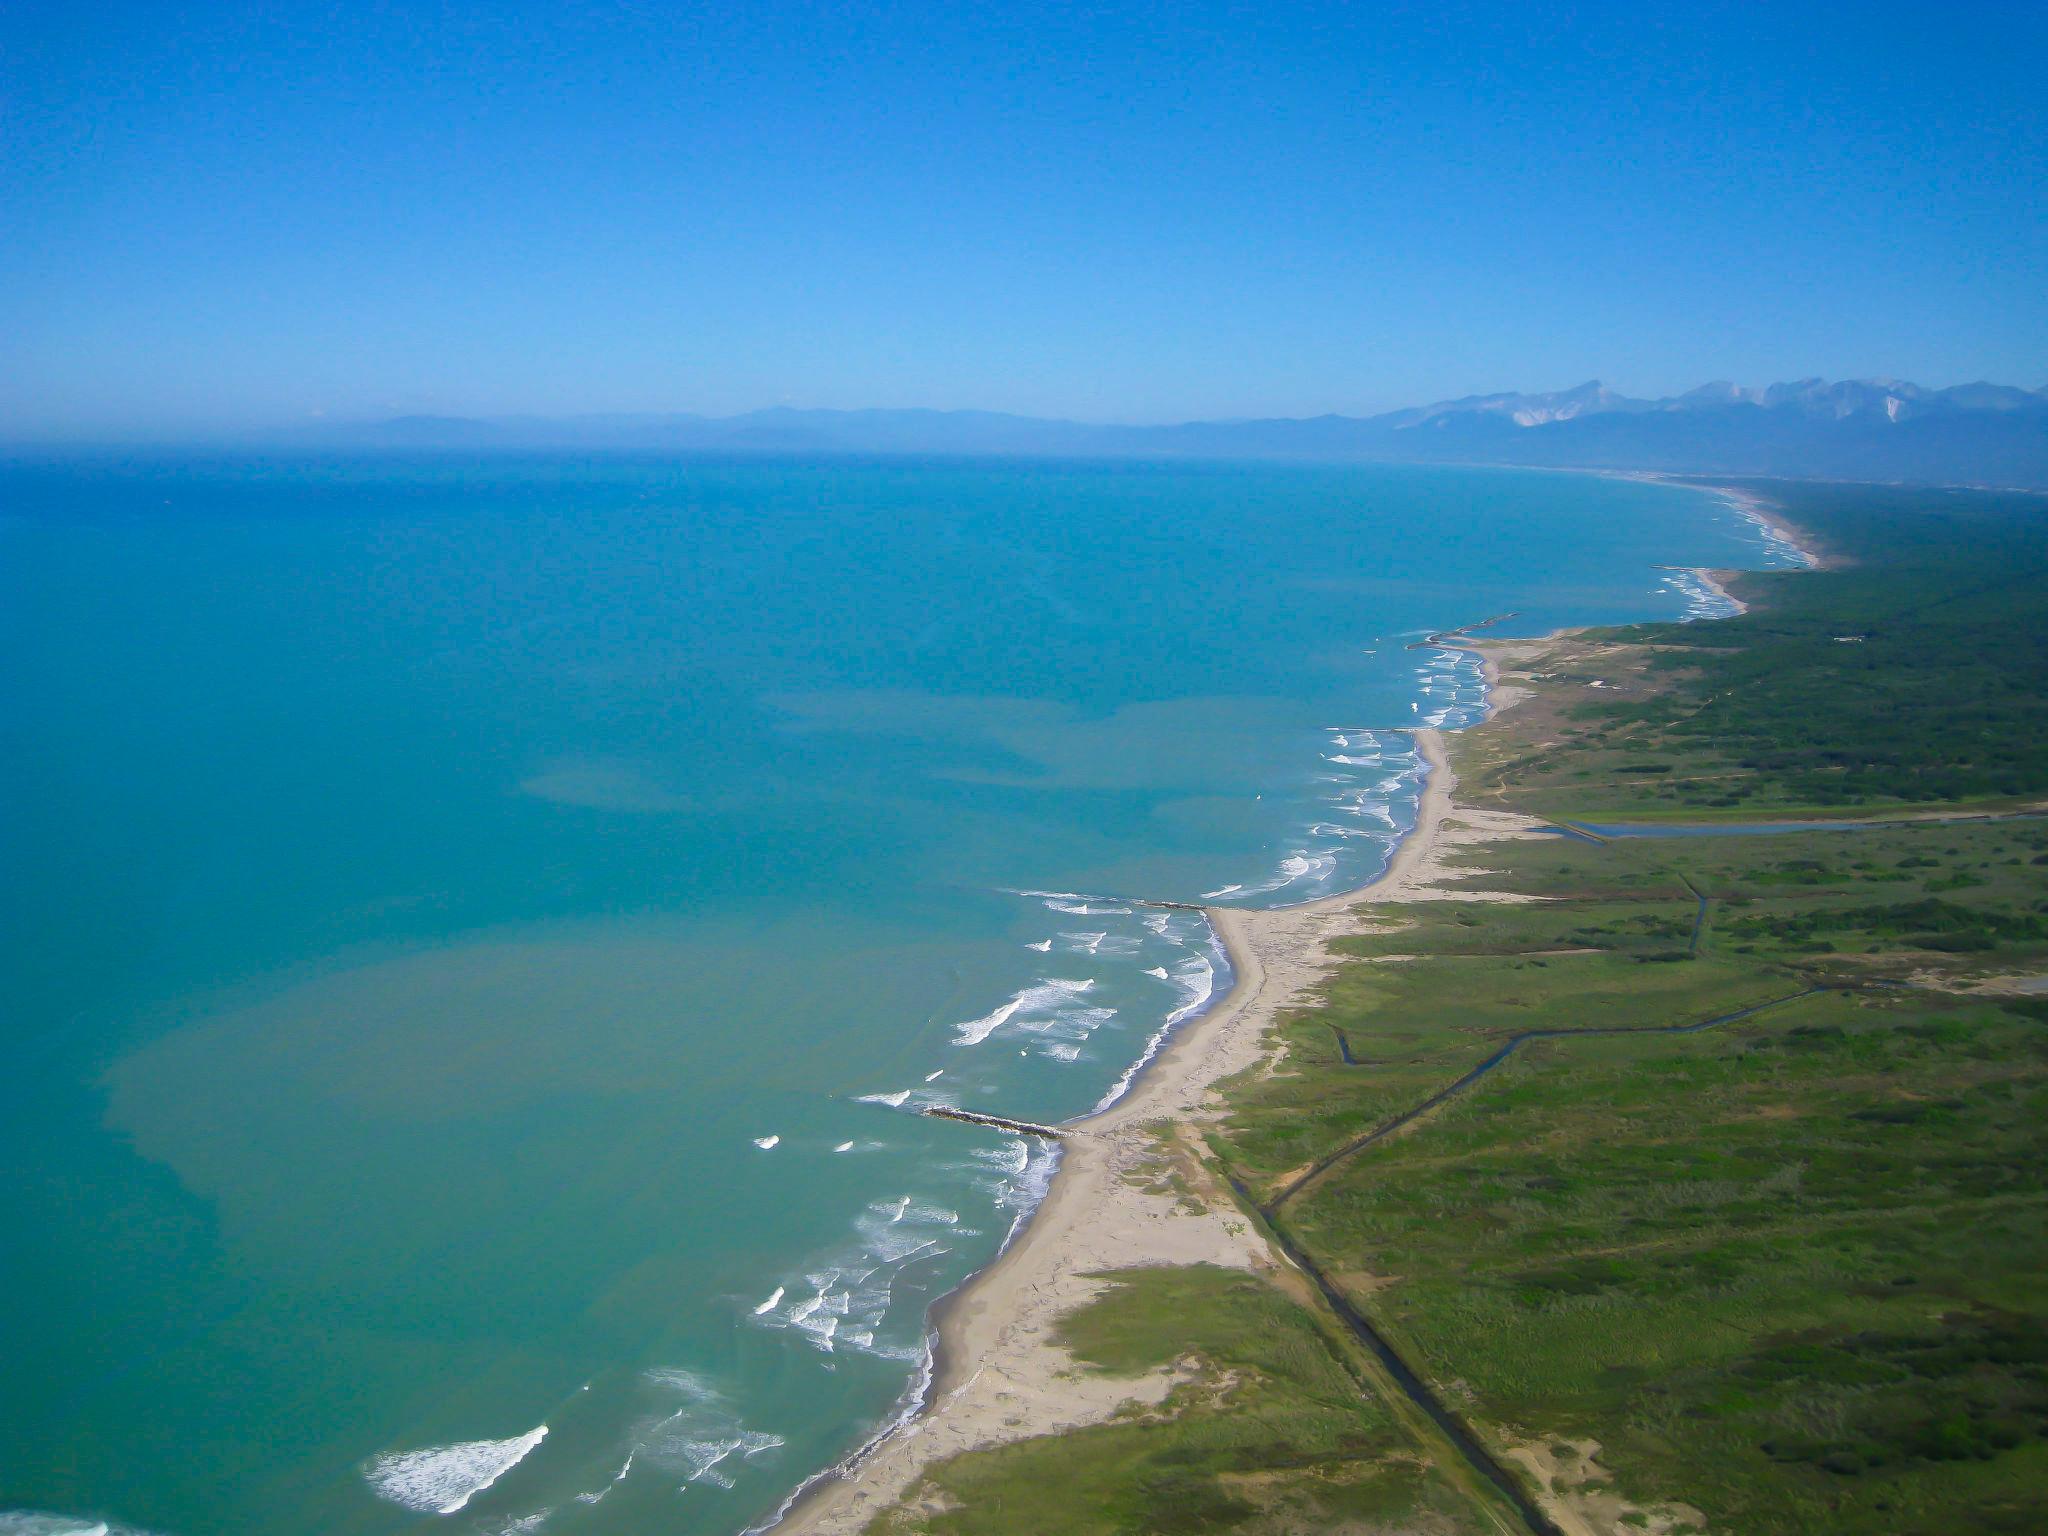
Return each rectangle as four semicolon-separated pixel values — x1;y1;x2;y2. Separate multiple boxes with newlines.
1406;611;1518;650
921;1106;1068;1140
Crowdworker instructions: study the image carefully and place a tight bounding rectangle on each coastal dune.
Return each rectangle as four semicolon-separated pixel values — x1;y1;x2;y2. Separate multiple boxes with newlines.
774;728;1544;1533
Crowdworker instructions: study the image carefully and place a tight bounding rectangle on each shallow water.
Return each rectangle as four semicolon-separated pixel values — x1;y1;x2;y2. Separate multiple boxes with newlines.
0;454;1796;1535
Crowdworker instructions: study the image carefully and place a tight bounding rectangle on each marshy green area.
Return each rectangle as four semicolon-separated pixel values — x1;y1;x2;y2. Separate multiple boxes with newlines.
869;481;2048;1536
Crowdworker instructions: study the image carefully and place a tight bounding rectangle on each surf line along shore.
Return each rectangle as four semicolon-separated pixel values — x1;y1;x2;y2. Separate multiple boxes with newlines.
768;725;1508;1535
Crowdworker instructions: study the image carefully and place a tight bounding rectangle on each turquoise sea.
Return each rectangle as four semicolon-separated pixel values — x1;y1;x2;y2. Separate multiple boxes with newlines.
0;456;1801;1536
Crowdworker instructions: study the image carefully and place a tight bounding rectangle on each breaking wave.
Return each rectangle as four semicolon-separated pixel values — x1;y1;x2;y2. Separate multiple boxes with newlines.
950;976;1097;1046
0;1516;160;1536
364;1425;548;1514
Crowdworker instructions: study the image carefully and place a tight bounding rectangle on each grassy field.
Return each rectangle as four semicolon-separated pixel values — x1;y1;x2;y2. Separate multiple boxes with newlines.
862;481;2048;1536
861;1263;1490;1535
1229;815;2048;1533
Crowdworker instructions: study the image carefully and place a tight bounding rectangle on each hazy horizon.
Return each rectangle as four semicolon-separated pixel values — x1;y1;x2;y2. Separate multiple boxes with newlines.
8;372;2048;451
5;2;2044;440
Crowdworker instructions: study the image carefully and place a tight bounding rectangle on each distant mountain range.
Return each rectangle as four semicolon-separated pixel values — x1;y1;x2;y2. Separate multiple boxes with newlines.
324;378;2048;487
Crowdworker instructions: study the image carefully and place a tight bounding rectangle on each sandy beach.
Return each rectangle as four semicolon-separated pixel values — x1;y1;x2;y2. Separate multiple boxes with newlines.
771;727;1552;1534
769;474;1824;1535
1597;469;1829;569
1687;567;1748;614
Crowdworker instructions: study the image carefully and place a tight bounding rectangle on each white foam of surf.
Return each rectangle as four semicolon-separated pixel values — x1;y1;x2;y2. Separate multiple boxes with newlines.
1661;568;1742;621
1092;921;1228;1112
630;1372;785;1493
752;1188;969;1359
753;1286;785;1315
738;1319;941;1536
1308;819;1383;839
365;1425;549;1514
673;1431;786;1491
950;976;1095;1046
1013;1001;1116;1045
574;1453;635;1506
1226;851;1340;901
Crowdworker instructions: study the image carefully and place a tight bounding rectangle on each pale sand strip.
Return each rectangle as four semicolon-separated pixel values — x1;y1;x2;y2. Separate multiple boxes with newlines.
773;728;1550;1534
1688;568;1748;615
1596;469;1828;570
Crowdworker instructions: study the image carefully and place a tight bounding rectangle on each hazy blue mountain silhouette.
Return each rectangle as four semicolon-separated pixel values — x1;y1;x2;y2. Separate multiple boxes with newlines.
324;379;2048;486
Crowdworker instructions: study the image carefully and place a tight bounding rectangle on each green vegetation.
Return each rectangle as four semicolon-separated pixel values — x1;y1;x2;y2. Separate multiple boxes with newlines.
871;482;2048;1536
1468;481;2048;816
1222;817;2048;1533
863;1264;1484;1535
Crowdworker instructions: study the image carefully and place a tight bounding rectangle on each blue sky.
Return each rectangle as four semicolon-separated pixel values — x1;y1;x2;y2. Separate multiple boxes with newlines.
4;1;2044;435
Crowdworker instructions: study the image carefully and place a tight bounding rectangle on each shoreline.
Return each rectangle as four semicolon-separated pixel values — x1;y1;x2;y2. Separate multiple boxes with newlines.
766;472;1814;1535
1594;467;1828;569
770;730;1481;1535
1688;567;1748;615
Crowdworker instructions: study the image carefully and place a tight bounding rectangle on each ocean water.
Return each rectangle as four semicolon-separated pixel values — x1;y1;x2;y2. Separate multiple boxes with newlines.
0;456;1798;1536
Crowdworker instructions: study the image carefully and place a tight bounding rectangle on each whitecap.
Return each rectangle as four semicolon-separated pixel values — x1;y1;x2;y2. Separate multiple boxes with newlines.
574;1452;634;1505
635;1377;785;1492
753;1286;785;1315
365;1425;549;1514
833;1140;855;1152
972;1138;1030;1178
1221;852;1339;901
950;977;1095;1046
1308;820;1376;839
675;1431;787;1489
1092;922;1228;1112
752;1135;780;1150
